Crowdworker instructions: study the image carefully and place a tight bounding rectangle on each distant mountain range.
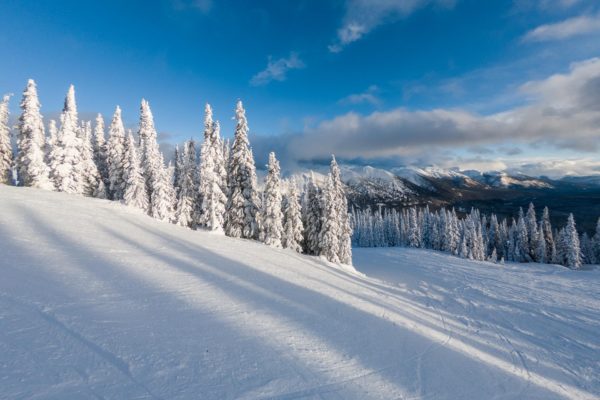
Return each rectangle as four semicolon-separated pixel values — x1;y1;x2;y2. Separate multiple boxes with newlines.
291;165;600;234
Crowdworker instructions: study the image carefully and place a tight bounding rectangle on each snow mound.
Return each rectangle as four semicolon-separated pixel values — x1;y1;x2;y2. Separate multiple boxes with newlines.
0;185;598;399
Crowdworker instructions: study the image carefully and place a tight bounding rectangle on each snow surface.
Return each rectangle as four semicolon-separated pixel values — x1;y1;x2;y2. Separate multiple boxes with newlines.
0;185;598;399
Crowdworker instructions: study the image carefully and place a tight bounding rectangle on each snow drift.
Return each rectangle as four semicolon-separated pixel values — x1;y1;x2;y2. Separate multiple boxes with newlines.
0;185;598;399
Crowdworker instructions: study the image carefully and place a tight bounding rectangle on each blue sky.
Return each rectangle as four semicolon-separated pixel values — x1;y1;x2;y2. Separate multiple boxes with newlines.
1;0;600;176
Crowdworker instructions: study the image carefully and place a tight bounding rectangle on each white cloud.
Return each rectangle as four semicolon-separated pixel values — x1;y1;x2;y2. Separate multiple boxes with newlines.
273;58;600;168
507;158;600;178
330;0;456;52
523;14;600;42
339;85;381;106
250;53;305;86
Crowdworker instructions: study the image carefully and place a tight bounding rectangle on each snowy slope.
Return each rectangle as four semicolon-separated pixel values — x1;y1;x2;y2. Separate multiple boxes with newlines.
0;185;599;399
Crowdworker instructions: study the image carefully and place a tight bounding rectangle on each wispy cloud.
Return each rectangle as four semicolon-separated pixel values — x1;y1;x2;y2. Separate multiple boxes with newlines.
329;0;456;53
512;0;582;13
523;14;600;42
254;57;600;172
339;85;381;106
250;52;305;86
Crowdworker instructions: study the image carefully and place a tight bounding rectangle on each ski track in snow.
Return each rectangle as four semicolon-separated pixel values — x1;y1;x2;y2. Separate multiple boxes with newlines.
0;185;599;399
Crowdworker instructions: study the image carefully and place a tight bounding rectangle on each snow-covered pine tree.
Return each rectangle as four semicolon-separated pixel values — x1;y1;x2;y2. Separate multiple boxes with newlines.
225;101;260;239
525;203;538;262
200;121;227;232
93;114;110;191
580;233;596;265
259;152;284;247
0;94;12;184
564;213;582;269
329;156;352;265
408;208;420;248
514;208;530;262
172;144;183;197
303;172;322;255
106;106;127;200
137;100;161;199
16;79;52;189
282;178;304;253
80;120;105;198
175;139;198;228
49;85;84;194
319;172;341;263
540;207;554;263
150;151;176;222
45;119;58;167
123;130;149;211
536;221;548;263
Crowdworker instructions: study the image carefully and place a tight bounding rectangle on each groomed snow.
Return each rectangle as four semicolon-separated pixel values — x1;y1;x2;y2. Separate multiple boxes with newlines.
0;185;598;399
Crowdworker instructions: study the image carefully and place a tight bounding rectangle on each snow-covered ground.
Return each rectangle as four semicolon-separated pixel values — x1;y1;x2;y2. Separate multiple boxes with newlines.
0;185;598;399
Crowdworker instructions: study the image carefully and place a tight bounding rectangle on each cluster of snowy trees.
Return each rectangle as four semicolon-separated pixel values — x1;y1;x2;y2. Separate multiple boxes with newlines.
0;80;352;265
351;203;600;270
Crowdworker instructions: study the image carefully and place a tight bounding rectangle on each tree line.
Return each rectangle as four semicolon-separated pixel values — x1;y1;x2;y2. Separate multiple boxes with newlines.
351;203;600;269
0;80;352;265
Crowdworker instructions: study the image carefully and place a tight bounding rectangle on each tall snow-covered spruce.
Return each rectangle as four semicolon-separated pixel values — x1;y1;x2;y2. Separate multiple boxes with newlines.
199;104;227;232
16;79;52;189
136;99;174;221
80;120;105;198
106;106;127;200
175;139;198;228
564;213;582;269
225;101;259;239
0;94;12;184
49;85;84;194
282;178;304;253
260;152;284;248
93;114;110;191
303;172;322;255
319;172;341;263
123;131;149;211
330;156;352;265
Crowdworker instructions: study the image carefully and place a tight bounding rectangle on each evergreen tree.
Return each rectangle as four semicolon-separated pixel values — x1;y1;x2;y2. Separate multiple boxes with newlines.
175;139;198;228
330;156;352;264
303;172;322;255
45;119;58;167
580;233;595;265
225;101;260;239
282;178;304;253
535;221;548;263
200;121;227;232
540;207;554;263
16;79;52;189
408;208;420;248
150;152;176;222
49;85;84;194
106;106;127;200
138;100;164;209
564;213;582;269
80;121;105;198
172;144;183;197
514;208;530;262
0;94;12;184
319;173;340;263
199;105;227;231
93;114;110;191
260;152;284;247
123;131;149;211
525;203;538;261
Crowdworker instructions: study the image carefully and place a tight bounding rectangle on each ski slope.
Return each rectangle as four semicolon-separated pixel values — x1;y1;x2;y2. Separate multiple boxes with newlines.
0;185;598;399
